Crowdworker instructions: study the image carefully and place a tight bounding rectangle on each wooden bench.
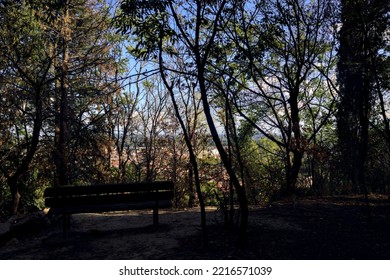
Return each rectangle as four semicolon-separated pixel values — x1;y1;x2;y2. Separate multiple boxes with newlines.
44;181;174;235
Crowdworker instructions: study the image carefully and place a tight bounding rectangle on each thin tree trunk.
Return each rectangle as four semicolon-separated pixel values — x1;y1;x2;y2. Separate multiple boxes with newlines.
288;91;304;195
7;89;43;214
166;86;208;245
165;87;208;244
54;5;70;187
9;178;21;215
198;68;248;246
158;33;208;245
188;164;195;208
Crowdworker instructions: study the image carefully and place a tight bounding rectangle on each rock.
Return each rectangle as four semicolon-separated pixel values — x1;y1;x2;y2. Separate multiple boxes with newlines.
9;210;48;235
42;208;50;215
4;238;19;248
0;222;10;236
1;211;50;246
7;215;20;225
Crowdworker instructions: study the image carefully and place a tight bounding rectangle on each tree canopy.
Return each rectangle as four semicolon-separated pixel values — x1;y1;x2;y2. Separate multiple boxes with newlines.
0;0;389;245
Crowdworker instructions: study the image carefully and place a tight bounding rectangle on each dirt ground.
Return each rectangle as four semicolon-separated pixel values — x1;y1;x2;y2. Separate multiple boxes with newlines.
1;195;390;260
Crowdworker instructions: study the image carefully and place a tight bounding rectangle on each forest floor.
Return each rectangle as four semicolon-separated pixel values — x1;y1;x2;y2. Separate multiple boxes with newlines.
0;195;390;259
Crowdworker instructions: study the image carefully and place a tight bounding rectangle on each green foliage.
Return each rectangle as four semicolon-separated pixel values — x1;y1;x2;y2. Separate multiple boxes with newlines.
1;0;389;218
201;182;220;206
243;137;285;204
0;0;125;214
116;0;174;59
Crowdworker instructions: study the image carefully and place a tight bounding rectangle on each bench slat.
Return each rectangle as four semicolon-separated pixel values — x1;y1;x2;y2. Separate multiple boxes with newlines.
45;191;174;208
44;181;174;197
48;201;173;215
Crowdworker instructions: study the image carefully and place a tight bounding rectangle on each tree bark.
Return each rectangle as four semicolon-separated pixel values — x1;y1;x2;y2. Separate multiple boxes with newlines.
9;178;21;215
198;67;248;245
7;89;43;214
165;84;208;245
158;31;208;245
194;0;248;245
54;4;71;187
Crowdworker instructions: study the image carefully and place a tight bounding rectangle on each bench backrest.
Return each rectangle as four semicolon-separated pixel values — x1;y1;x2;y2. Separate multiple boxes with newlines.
44;181;174;209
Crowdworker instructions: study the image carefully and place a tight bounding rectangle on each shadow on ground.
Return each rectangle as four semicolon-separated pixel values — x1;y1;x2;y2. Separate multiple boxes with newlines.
1;196;390;259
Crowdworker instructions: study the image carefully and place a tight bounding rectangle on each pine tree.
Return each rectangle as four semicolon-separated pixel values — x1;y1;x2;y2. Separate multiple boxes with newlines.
337;0;388;194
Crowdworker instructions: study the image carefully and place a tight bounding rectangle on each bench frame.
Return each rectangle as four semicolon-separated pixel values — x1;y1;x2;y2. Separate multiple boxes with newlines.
44;181;174;235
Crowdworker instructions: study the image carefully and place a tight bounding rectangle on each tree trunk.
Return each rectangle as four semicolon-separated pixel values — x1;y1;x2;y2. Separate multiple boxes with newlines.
289;150;304;192
188;164;195;208
337;0;374;196
54;4;71;187
288;91;304;195
198;68;248;246
9;177;21;215
7;88;43;214
158;36;208;245
167;89;208;245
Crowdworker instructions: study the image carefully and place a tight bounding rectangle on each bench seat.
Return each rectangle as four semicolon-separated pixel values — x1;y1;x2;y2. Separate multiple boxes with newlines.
44;181;174;235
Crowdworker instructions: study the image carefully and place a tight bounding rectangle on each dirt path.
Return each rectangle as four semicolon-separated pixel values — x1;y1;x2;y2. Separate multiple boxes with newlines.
1;197;390;259
0;208;220;259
